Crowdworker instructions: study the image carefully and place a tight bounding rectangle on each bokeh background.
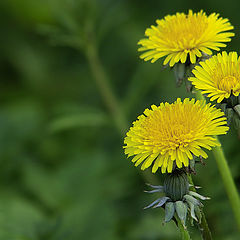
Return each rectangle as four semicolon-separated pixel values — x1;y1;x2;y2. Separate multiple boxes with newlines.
0;0;240;239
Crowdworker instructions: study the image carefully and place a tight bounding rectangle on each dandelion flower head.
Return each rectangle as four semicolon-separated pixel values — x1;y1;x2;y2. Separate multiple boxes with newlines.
189;51;240;103
138;10;234;67
124;98;229;173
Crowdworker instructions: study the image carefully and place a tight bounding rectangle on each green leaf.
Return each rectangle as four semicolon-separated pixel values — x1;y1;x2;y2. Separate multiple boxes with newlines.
0;191;46;240
49;112;108;132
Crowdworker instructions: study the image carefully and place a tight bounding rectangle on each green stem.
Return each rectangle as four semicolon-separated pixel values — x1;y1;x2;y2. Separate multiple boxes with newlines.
212;138;240;231
199;212;212;240
188;175;212;240
176;216;192;240
195;90;240;231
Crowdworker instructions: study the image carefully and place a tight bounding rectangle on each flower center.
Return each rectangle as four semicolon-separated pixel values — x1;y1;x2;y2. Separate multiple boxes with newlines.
212;62;240;93
143;105;205;150
218;75;238;91
161;14;208;50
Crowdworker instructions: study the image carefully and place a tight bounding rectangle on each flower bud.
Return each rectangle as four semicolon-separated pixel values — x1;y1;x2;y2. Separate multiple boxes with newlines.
163;170;189;201
173;63;186;87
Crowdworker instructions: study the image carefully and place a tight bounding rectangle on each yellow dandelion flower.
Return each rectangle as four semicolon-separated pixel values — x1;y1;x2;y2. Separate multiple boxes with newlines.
138;10;234;67
124;98;228;173
189;51;240;103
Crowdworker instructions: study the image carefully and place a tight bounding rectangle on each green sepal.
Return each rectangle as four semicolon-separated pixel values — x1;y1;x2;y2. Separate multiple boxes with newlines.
173;63;185;87
190;215;194;226
226;108;234;125
189;158;196;171
234;104;240;118
233;112;240;129
184;194;202;207
175;201;188;225
189;191;210;200
230;95;238;107
219;103;227;114
165;202;175;223
195;206;202;224
187;200;197;221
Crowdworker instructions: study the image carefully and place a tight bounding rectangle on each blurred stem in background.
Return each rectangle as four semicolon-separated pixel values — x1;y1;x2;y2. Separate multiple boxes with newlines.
85;41;128;136
83;29;160;185
195;90;240;231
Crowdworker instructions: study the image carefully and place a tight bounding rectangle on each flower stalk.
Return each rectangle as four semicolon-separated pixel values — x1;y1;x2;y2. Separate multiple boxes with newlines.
199;212;213;240
212;138;240;231
176;215;192;240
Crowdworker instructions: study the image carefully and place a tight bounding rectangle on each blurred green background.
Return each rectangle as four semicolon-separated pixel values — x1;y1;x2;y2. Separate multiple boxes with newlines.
0;0;240;239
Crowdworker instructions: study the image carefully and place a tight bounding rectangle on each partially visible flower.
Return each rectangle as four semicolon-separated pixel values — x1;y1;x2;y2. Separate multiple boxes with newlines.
138;10;234;67
123;98;228;173
189;51;240;103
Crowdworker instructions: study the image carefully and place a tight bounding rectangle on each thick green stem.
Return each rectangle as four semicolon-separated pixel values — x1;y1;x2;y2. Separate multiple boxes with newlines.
195;90;240;231
188;175;212;240
212;139;240;231
176;216;192;240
